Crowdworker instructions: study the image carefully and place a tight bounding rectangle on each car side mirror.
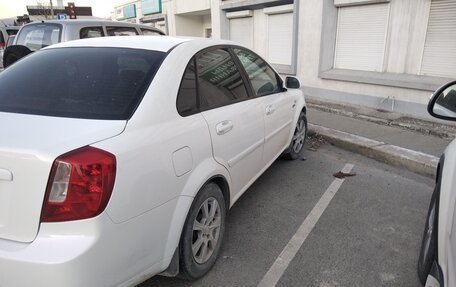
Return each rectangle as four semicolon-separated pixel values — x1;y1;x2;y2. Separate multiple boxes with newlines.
428;80;456;121
285;76;300;89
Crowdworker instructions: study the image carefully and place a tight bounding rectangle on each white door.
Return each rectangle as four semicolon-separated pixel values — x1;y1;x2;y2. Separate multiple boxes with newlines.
262;92;295;162
197;48;265;196
233;47;294;164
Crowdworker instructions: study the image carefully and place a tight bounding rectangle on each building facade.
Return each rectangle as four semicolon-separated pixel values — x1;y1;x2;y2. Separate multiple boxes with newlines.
213;0;456;119
112;0;169;34
112;0;212;37
113;0;456;119
295;0;456;118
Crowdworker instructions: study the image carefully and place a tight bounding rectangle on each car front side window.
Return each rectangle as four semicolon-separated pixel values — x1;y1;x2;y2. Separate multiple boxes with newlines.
233;47;283;97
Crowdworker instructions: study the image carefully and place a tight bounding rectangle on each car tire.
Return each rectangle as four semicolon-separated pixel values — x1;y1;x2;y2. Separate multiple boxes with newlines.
417;189;438;285
179;182;226;280
282;111;307;160
3;45;32;68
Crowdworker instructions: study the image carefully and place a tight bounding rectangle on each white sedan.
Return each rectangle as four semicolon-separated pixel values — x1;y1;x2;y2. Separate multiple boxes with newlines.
0;36;306;286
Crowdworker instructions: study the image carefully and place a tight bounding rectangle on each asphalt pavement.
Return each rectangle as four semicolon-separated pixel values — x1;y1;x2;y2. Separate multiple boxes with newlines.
138;143;433;286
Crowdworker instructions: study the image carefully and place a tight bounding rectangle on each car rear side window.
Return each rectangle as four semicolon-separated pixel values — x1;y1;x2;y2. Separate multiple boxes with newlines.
177;58;198;116
80;27;104;39
233;48;283;97
106;26;139;36
196;48;249;110
141;29;161;36
16;24;61;51
0;47;165;120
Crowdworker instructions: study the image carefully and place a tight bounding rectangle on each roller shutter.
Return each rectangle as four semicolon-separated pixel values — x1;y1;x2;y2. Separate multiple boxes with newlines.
267;12;293;65
230;17;253;49
334;3;389;72
421;0;456;78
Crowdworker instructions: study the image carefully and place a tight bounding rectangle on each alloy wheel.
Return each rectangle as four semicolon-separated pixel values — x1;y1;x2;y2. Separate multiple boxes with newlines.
192;197;222;264
292;118;306;153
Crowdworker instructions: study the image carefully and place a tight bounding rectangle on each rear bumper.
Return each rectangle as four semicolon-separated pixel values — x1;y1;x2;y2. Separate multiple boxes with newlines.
0;196;184;287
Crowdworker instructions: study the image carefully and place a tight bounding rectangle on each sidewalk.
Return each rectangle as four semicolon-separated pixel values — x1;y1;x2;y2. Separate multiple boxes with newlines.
306;97;456;178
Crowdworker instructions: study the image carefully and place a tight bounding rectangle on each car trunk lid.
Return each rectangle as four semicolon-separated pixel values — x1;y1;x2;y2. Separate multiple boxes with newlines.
0;112;126;242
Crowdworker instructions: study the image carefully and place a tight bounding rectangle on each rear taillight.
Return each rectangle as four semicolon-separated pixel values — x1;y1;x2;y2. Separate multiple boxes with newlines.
0;42;5;49
41;146;116;222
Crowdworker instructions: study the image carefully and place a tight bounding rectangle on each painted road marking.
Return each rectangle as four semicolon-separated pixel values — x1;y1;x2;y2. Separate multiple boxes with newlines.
257;163;355;287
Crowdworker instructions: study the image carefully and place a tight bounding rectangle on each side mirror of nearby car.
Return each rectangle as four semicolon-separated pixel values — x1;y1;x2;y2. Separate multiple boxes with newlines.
428;80;456;121
285;76;301;89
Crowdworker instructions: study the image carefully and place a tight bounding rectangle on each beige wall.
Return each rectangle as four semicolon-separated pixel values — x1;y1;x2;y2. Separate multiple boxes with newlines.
174;0;211;14
174;14;206;37
164;0;212;37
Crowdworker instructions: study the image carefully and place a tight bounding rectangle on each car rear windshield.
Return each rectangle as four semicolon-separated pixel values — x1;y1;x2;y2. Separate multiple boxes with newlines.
0;47;166;120
16;23;62;51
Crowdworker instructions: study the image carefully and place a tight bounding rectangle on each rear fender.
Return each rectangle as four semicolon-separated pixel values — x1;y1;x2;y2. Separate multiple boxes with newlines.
159;157;231;271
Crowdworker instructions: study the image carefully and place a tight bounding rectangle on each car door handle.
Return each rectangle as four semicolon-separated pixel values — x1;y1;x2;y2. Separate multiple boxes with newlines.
266;105;275;115
0;168;13;181
216;120;233;135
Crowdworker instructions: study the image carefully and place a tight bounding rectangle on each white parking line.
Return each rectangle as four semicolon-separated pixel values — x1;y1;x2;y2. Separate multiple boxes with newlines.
257;163;355;287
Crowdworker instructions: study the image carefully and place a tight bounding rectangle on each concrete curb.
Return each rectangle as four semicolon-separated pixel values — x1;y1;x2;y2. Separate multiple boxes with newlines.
308;124;439;178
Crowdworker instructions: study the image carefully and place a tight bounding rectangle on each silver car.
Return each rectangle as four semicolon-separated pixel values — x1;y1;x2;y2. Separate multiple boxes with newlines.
3;20;164;68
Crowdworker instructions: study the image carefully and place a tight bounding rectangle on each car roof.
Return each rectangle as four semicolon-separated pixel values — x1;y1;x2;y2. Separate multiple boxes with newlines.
22;19;162;29
45;36;234;53
24;19;136;24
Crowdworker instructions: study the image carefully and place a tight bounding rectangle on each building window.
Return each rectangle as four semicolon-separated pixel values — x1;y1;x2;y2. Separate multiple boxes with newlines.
267;12;293;66
421;0;456;78
227;10;254;48
334;3;389;72
205;28;212;38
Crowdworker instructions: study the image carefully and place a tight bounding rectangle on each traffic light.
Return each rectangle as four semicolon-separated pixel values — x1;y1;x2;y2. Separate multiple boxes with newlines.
68;2;76;19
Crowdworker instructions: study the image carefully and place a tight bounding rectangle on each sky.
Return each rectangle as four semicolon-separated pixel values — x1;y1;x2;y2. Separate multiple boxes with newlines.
0;0;126;19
